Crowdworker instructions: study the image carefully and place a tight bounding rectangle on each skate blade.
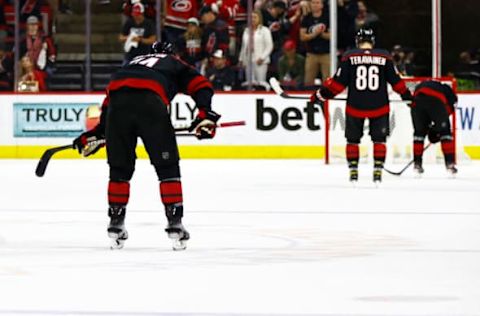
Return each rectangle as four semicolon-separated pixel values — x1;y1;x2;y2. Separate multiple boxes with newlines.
373;180;382;188
108;231;128;250
447;172;457;179
350;180;358;188
167;232;188;251
109;237;125;250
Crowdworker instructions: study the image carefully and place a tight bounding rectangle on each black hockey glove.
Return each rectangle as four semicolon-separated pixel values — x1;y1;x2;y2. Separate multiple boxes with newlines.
401;91;414;103
73;129;106;157
309;90;325;114
427;129;441;144
188;109;221;140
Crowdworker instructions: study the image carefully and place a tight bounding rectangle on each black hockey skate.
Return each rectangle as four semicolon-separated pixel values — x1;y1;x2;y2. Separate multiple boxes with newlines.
349;168;358;183
373;168;382;184
165;204;190;251
413;162;424;178
107;205;128;250
348;160;359;184
373;161;383;186
446;163;458;178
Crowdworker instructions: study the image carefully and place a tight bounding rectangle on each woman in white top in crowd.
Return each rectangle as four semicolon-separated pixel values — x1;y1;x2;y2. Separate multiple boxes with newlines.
239;10;274;88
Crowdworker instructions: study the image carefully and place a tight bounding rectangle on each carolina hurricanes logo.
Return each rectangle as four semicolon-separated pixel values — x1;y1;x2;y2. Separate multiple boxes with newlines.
308;23;326;34
171;0;192;12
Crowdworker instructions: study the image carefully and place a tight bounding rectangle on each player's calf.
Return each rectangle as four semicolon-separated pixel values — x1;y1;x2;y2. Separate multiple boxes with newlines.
107;181;130;249
373;143;386;184
346;143;359;183
160;178;190;250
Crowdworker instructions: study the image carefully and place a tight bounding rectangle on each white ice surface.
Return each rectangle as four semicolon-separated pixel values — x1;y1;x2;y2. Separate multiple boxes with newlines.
0;159;479;316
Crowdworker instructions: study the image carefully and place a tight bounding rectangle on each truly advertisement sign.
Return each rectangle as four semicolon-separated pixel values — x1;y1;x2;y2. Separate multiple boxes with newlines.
13;103;100;137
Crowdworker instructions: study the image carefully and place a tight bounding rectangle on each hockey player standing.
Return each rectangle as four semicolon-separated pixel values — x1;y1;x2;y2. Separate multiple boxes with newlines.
410;80;458;176
72;42;221;250
310;28;412;183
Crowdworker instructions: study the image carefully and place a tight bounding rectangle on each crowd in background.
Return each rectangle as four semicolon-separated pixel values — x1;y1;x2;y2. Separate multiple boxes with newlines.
0;0;479;92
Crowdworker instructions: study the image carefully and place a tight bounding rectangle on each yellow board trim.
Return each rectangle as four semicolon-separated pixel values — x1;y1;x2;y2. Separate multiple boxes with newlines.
0;145;326;159
464;146;480;159
1;145;479;159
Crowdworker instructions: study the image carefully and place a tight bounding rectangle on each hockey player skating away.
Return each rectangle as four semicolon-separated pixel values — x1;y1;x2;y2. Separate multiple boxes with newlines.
72;41;220;250
410;80;458;177
310;28;412;184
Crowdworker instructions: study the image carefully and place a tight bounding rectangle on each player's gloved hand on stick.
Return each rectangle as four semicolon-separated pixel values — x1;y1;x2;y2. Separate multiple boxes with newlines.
188;109;221;139
401;91;413;102
73;129;106;157
309;89;325;113
427;129;440;144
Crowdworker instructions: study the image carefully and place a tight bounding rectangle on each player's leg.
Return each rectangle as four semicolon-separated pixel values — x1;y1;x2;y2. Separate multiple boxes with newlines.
137;92;189;250
345;115;365;182
410;105;430;175
430;103;456;174
105;90;138;249
369;114;389;183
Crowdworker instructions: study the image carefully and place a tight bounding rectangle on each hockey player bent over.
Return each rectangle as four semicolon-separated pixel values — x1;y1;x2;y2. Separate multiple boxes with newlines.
410;80;458;176
73;42;220;250
310;28;412;184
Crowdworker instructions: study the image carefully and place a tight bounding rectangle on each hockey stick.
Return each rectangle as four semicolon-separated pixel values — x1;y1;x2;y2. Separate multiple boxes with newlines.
269;77;412;104
36;121;246;177
35;144;75;177
173;120;246;132
269;77;317;100
383;143;433;176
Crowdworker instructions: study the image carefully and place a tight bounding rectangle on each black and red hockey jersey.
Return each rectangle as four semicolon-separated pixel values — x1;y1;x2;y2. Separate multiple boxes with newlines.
413;80;457;115
107;53;213;109
319;48;411;118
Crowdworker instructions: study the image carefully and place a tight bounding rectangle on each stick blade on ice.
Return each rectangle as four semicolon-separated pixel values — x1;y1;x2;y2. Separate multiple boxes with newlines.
35;145;73;177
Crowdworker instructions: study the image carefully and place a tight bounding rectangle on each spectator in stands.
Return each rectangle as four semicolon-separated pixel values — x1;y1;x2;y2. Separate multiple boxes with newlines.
452;50;480;90
261;1;291;69
18;55;47;92
0;42;14;91
203;0;237;57
163;0;199;44
123;0;156;21
176;17;203;69
300;0;330;87
285;0;308;48
455;50;480;76
20;16;56;78
234;0;248;59
19;0;43;22
206;49;235;91
199;4;229;73
119;2;156;64
337;0;359;52
355;1;379;32
0;0;8;45
277;39;305;90
238;9;273;89
391;45;414;77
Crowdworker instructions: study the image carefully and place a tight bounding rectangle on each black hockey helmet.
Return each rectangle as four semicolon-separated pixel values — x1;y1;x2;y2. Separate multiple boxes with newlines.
355;28;375;47
151;41;175;54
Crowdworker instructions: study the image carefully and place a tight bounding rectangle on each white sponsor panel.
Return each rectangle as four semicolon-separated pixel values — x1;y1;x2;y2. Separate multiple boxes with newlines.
0;93;479;155
0;93;326;146
457;94;480;145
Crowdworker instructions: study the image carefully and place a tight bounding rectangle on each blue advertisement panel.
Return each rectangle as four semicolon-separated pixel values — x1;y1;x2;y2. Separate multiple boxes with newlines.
13;103;100;137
